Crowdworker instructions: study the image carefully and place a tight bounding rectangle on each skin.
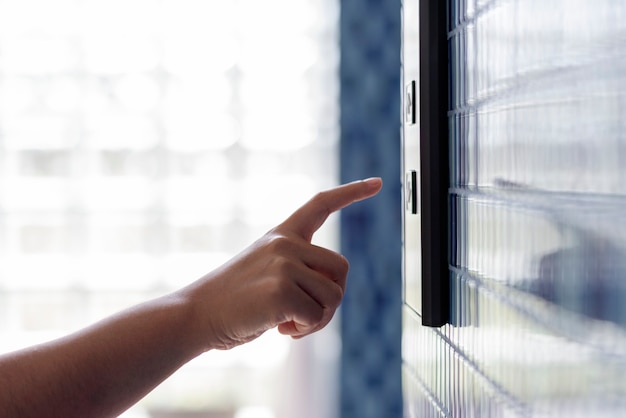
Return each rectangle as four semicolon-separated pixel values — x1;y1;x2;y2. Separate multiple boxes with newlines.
0;177;383;418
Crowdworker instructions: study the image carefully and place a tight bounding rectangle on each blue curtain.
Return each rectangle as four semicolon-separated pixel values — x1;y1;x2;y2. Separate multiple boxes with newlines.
339;1;402;417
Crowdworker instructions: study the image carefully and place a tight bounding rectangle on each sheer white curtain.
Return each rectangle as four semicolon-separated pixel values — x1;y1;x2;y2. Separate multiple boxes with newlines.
0;1;339;416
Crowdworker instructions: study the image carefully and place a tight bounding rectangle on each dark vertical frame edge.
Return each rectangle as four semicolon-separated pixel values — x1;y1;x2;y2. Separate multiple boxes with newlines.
419;0;450;326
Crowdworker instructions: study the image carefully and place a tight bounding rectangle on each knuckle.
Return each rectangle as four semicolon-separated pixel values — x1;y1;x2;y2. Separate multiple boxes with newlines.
338;254;350;276
326;254;349;284
275;254;296;274
310;192;331;213
328;282;344;307
266;233;293;254
311;191;326;203
308;308;325;325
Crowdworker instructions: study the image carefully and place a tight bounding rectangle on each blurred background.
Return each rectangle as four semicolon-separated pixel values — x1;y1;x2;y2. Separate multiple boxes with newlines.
0;1;343;417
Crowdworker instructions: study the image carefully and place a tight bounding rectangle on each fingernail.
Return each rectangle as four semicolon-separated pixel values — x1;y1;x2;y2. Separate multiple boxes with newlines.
363;177;383;189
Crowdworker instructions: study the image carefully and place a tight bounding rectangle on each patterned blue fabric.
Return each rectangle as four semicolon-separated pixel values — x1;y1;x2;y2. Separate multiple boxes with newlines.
339;1;402;418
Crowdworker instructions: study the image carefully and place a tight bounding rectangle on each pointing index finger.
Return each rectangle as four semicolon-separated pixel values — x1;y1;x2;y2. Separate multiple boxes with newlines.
280;177;383;241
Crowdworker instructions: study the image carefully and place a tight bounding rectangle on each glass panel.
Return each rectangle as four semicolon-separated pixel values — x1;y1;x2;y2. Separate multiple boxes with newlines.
404;0;626;416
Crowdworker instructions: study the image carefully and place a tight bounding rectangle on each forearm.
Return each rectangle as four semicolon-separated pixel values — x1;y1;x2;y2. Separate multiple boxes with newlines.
0;292;205;418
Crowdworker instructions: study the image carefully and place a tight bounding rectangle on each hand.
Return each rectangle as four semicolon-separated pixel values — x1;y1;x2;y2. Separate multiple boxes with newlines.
181;178;383;351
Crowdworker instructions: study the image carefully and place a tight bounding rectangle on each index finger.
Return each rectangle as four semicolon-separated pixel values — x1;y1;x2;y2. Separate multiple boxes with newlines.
279;177;383;241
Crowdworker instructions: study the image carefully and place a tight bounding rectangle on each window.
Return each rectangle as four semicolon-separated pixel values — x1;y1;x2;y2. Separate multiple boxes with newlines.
0;1;340;416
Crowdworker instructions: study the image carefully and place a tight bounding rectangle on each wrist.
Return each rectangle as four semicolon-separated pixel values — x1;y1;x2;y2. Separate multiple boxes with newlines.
157;290;214;356
173;278;227;353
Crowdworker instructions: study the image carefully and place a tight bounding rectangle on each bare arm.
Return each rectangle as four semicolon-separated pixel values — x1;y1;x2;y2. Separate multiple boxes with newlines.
0;178;383;418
